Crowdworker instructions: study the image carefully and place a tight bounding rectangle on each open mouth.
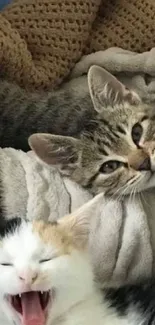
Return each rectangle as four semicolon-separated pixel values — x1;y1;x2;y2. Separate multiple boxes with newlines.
9;291;50;325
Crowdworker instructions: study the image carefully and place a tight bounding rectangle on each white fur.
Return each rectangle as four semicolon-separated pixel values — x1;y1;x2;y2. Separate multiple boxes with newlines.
0;221;144;325
0;221;97;325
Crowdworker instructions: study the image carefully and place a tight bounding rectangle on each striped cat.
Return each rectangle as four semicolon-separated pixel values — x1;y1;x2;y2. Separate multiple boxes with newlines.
1;66;155;195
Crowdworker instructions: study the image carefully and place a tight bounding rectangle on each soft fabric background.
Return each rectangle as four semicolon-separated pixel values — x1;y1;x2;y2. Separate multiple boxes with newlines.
0;0;101;90
0;0;155;90
71;47;155;104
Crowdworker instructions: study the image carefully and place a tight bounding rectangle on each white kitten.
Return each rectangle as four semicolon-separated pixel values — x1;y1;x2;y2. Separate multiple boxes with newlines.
0;198;154;325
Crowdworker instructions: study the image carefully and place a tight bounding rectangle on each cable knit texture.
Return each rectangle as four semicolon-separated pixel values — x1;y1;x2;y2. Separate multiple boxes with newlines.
0;0;155;90
0;0;100;90
87;0;155;54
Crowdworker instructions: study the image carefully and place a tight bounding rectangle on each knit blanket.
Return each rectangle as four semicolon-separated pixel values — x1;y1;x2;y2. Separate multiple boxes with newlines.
71;47;155;104
1;0;155;90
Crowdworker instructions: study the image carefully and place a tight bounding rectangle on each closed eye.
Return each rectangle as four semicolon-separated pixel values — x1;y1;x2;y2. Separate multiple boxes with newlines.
0;263;13;266
39;258;52;263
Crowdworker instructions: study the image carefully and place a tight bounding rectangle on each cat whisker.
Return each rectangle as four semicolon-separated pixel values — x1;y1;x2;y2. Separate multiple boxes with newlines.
116;174;143;200
128;174;147;204
120;180;137;197
129;186;135;203
112;182;129;199
139;191;151;209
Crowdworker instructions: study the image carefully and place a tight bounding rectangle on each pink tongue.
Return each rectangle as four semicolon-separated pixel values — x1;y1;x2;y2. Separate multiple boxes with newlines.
21;292;45;325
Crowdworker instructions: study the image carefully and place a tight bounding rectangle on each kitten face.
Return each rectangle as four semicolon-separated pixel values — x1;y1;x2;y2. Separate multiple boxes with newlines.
0;211;94;325
79;103;155;196
29;66;155;196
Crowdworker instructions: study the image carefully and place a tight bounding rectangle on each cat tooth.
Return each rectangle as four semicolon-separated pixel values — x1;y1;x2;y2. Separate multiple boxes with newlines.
41;291;43;294
18;294;21;298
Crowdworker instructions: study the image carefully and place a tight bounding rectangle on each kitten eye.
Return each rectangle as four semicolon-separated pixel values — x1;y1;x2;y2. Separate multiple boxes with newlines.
132;123;143;145
99;161;124;174
39;259;52;263
0;263;12;266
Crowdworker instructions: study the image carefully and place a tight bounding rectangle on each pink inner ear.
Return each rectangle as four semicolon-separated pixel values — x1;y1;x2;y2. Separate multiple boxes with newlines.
28;134;50;162
88;65;140;109
124;88;140;105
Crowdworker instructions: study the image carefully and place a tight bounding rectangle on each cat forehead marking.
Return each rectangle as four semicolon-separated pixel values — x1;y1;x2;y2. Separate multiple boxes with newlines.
32;220;74;255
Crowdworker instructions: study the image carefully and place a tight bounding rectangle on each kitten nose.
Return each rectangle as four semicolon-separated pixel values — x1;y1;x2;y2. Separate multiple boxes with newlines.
128;149;151;171
19;271;38;284
138;157;151;171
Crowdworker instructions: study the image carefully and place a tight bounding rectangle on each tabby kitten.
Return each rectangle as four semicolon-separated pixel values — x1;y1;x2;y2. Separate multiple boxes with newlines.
1;65;155;195
1;199;155;325
29;66;155;196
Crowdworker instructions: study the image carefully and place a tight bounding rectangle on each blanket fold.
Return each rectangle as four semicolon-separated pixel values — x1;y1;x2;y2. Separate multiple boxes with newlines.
71;47;155;103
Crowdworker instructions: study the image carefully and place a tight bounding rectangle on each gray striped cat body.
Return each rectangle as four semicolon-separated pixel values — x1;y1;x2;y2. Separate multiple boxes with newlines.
0;77;94;151
2;66;155;196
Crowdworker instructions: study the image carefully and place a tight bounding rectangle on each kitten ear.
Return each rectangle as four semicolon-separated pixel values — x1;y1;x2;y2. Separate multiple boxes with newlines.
88;65;140;113
28;133;81;175
59;193;103;249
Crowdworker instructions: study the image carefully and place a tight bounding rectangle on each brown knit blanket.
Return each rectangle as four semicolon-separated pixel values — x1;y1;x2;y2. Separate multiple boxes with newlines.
1;0;155;90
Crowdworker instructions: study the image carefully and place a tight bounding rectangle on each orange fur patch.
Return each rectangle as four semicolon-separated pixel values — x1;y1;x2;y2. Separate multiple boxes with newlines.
32;220;75;255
